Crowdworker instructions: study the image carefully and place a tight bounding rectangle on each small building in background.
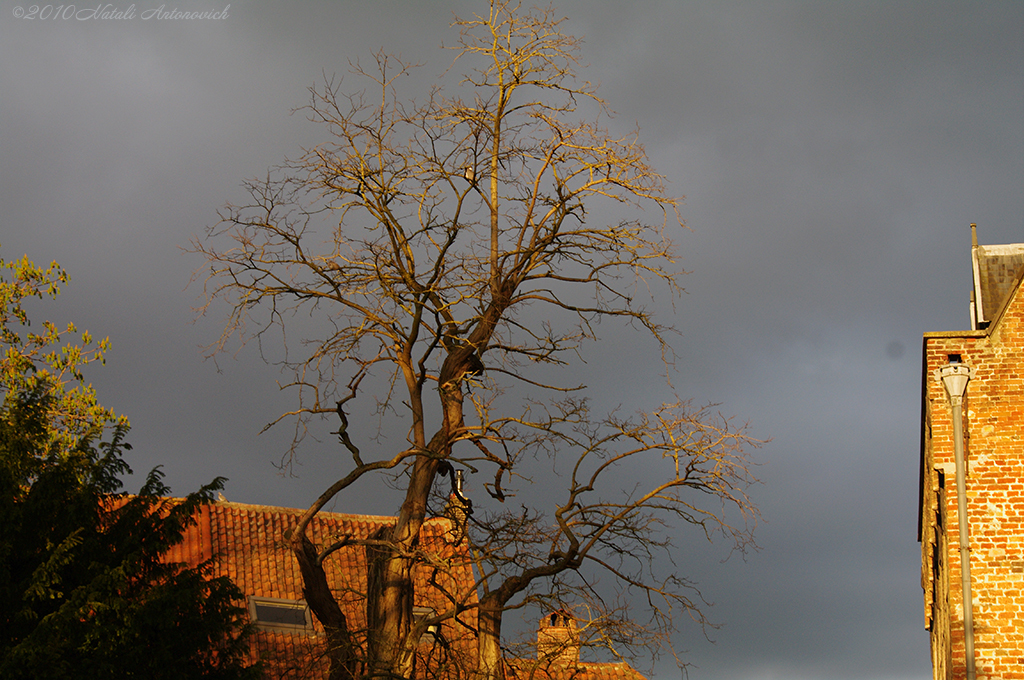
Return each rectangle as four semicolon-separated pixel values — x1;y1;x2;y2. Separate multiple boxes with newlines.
169;500;648;680
919;225;1024;679
169;502;478;678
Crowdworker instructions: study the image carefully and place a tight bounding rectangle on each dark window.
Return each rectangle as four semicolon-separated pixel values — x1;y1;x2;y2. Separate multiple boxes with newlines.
248;597;312;632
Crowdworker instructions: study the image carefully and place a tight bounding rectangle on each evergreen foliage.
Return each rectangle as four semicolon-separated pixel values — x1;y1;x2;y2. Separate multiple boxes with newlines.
0;250;259;679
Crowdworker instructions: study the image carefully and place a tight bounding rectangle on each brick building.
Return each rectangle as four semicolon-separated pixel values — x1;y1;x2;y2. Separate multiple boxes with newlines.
919;226;1024;679
168;502;477;678
169;500;645;680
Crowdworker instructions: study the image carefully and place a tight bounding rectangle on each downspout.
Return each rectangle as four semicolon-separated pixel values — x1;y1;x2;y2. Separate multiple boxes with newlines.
934;361;975;680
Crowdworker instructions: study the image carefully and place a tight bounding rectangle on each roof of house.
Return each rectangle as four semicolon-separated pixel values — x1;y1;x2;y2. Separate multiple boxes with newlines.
506;660;648;680
169;500;477;678
163;499;647;680
970;226;1024;330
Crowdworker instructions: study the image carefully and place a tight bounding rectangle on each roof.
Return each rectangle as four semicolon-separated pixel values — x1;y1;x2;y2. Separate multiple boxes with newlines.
169;501;478;678
506;660;648;680
163;499;646;680
970;234;1024;330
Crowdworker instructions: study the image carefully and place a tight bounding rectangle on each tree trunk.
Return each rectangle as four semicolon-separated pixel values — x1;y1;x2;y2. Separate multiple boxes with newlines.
365;445;445;678
292;533;359;680
365;350;476;679
366;524;415;680
476;600;504;680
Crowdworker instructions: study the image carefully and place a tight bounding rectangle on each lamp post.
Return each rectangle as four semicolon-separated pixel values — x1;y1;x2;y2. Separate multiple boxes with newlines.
934;361;975;680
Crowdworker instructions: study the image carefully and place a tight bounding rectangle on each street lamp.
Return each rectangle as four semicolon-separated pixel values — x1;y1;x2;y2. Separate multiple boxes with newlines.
934;360;975;680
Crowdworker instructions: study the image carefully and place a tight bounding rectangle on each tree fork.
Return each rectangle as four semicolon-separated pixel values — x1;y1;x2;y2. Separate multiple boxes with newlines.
366;425;451;678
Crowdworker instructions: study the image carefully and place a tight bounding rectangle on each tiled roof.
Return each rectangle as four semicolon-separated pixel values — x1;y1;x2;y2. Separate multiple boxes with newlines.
170;501;478;678
165;500;645;680
506;660;648;680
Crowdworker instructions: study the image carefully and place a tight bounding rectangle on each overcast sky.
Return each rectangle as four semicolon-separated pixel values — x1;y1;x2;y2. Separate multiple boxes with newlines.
2;2;1022;679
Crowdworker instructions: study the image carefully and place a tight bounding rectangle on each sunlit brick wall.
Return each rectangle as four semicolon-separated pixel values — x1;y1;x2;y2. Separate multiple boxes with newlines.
921;282;1024;680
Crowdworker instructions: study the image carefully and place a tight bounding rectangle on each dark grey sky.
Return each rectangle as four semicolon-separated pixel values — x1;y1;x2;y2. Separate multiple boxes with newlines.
2;2;1022;679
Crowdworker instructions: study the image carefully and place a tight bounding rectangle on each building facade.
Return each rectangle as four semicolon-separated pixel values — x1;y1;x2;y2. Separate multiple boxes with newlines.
919;227;1024;679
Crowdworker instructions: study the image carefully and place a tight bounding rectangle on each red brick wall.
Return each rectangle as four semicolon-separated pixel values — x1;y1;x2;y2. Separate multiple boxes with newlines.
921;281;1024;679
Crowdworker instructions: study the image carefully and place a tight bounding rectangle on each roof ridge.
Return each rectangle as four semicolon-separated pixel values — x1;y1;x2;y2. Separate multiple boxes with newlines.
205;500;453;526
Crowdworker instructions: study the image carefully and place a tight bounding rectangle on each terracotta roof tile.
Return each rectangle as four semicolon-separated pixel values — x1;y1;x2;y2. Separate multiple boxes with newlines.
163;501;478;677
162;500;643;680
507;660;648;680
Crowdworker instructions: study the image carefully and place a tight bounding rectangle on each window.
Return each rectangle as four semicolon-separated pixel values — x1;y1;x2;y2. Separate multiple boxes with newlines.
248;597;313;633
413;606;440;644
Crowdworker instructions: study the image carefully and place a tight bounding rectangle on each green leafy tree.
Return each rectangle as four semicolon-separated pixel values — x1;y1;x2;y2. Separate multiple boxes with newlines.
0;250;259;679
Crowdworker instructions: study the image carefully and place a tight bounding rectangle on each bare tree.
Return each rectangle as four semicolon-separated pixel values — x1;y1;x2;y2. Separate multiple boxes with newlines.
192;3;760;679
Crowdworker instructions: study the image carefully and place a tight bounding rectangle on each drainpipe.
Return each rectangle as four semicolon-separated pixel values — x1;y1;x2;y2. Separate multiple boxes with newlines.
934;361;975;680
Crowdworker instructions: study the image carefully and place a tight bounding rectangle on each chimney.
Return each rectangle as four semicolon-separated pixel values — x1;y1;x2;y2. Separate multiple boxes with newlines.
537;611;580;664
443;470;471;544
